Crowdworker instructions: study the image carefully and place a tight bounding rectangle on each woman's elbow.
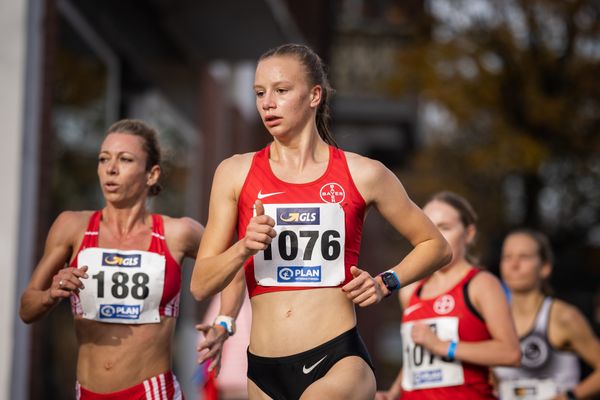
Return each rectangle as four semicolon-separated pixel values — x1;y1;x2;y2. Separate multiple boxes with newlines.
437;239;452;267
190;282;211;302
18;307;36;325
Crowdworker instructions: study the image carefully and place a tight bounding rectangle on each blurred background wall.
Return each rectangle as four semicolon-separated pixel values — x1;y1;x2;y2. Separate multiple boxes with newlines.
3;0;599;399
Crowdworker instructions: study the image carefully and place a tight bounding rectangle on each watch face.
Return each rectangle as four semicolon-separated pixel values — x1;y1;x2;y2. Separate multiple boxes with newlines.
382;272;399;290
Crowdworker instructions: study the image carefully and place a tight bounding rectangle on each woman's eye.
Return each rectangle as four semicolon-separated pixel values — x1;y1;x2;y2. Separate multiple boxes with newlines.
255;91;264;97
98;157;108;163
276;88;288;94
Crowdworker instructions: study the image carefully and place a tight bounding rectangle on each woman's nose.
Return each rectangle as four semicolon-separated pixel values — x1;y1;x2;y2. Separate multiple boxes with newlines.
261;93;275;110
106;161;118;175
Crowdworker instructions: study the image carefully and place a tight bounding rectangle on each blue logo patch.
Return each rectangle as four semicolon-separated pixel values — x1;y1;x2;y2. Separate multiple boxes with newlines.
276;207;320;225
413;369;443;386
102;252;141;267
277;266;321;282
99;304;141;320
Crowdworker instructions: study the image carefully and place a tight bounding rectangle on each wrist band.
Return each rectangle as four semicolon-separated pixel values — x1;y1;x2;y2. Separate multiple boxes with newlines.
565;389;577;400
447;340;458;361
217;321;228;332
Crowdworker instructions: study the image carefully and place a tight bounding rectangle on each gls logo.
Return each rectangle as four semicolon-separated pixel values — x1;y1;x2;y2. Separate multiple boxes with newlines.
102;252;141;267
277;207;320;225
99;304;141;320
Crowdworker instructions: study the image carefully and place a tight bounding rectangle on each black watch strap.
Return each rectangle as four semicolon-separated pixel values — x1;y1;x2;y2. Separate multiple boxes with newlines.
565;389;577;400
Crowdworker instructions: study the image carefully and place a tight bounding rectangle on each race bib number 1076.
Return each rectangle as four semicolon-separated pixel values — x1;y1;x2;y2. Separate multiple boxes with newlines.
253;203;345;287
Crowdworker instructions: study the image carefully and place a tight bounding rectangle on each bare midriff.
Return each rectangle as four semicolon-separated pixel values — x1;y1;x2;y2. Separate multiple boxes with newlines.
249;287;356;357
74;316;175;392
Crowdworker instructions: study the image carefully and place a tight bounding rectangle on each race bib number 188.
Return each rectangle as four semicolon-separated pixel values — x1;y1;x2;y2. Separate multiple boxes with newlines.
77;248;165;324
253;203;345;287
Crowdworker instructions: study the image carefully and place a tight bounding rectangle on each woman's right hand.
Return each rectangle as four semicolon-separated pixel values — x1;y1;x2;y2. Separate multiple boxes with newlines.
241;200;276;257
46;266;88;305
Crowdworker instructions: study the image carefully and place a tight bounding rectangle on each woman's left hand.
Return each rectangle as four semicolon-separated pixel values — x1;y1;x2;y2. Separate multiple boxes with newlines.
342;266;385;307
196;323;229;375
411;322;445;356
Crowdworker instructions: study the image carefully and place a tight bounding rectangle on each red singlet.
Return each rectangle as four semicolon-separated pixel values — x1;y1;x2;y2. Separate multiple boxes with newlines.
69;211;181;317
238;145;366;298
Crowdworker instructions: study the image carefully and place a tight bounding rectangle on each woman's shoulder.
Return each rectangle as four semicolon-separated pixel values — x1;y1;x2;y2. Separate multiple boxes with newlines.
343;151;386;173
550;298;586;327
48;210;95;244
470;269;501;285
343;151;396;193
468;269;505;297
161;215;204;240
214;151;257;181
54;210;95;229
161;215;204;257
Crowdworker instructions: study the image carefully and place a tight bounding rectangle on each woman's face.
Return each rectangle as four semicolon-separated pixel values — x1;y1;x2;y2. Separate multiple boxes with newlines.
254;55;320;139
500;233;548;293
423;200;474;266
97;133;157;205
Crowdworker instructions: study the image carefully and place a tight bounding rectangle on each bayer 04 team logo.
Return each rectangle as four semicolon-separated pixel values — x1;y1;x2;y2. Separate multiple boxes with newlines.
320;182;345;204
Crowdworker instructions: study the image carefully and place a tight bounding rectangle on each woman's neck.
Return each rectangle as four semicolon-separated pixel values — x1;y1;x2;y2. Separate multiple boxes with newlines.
101;203;150;236
510;290;545;316
423;259;472;292
270;133;329;172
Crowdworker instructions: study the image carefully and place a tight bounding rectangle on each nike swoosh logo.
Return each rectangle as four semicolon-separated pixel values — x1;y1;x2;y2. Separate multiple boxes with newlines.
302;355;327;374
257;190;285;199
403;303;423;316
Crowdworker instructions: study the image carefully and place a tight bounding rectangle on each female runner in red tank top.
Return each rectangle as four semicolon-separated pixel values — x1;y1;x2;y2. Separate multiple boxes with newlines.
190;43;452;400
19;120;216;399
376;191;521;400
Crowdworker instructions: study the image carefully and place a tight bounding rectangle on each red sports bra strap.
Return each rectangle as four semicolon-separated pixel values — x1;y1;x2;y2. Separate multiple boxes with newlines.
461;267;480;286
151;214;164;235
80;211;102;248
150;214;166;253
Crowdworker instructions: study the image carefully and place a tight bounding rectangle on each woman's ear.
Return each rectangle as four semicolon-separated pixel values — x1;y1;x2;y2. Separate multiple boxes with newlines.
540;261;552;280
465;224;477;246
146;165;161;187
310;85;322;108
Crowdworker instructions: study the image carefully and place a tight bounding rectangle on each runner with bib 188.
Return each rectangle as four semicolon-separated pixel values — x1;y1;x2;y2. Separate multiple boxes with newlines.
18;120;217;399
376;191;521;400
190;43;451;400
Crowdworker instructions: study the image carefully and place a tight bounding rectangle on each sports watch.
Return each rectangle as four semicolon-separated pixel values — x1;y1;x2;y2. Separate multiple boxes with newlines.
213;315;236;336
379;270;401;297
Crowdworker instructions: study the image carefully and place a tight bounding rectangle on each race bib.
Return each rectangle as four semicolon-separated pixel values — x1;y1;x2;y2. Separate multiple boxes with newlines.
499;378;558;400
401;317;464;390
253;203;345;287
77;248;165;324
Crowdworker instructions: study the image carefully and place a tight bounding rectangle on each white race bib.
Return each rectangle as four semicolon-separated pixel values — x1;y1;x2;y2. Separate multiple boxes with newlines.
77;248;165;324
499;378;558;400
253;203;345;287
401;317;464;390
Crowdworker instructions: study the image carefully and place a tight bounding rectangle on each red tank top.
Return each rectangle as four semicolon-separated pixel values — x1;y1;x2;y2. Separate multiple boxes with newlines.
69;211;181;317
401;268;495;400
238;145;366;298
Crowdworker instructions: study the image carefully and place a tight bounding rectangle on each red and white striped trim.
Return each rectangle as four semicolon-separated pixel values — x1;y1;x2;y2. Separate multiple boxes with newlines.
76;372;182;399
151;232;165;240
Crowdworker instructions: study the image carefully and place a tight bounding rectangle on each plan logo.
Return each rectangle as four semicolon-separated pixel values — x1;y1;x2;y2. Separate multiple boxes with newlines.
277;266;321;283
102;252;141;267
99;304;141;320
276;207;320;225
